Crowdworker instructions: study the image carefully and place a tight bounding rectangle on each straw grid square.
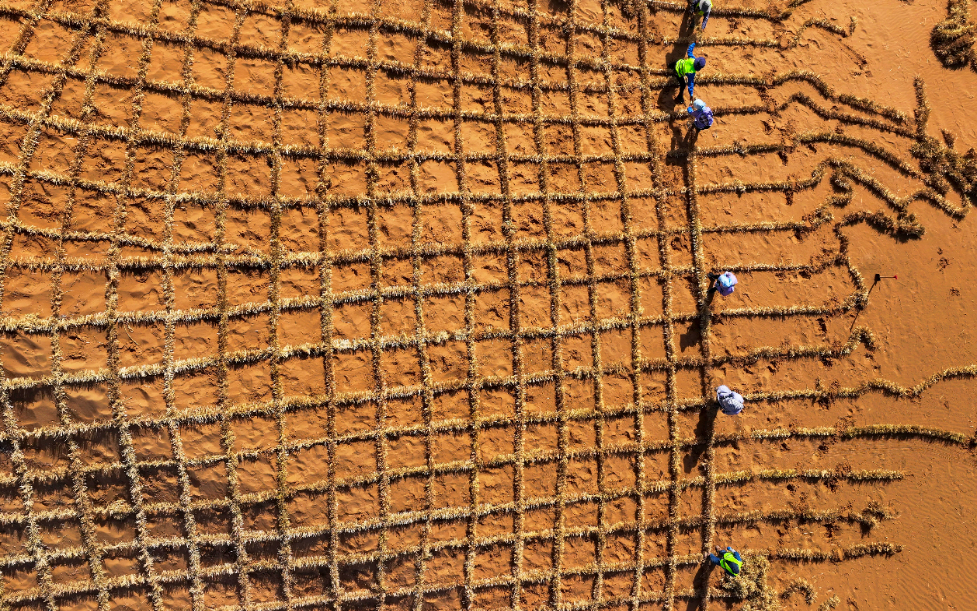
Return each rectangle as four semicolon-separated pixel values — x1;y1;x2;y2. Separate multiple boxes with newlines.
0;0;972;610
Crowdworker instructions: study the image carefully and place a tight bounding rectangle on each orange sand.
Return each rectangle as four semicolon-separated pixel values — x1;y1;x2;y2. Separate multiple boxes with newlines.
1;0;977;609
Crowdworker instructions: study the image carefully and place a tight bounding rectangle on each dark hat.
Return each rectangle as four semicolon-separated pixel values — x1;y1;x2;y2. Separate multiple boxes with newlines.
694;57;706;70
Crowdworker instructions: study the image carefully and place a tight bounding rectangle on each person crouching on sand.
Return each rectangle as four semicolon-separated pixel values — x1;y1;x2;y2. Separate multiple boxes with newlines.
708;546;743;576
716;385;744;415
688;98;714;132
688;0;712;30
708;271;737;296
670;43;706;100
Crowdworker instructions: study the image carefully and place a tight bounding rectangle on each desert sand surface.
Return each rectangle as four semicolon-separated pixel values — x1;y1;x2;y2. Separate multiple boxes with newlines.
1;0;977;609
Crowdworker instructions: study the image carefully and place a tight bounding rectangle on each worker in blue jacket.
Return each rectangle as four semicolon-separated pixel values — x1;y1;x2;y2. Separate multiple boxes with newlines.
671;43;706;99
708;546;743;577
716;385;744;416
688;98;714;131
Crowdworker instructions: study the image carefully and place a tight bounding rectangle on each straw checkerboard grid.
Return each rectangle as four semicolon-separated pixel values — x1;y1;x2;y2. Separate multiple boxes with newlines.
0;0;973;610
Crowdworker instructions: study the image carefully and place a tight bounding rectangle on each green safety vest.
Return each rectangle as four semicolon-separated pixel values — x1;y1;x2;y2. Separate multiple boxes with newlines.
675;57;696;78
719;552;742;576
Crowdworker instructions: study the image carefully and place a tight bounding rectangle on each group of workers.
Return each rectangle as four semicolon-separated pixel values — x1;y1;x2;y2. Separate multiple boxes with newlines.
677;1;716;133
709;271;745;416
681;2;747;579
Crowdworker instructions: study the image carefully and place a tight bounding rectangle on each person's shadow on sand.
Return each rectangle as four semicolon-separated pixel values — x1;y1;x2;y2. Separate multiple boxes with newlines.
678;3;698;37
684;561;713;611
660;101;702;154
679;322;702;352
683;123;701;147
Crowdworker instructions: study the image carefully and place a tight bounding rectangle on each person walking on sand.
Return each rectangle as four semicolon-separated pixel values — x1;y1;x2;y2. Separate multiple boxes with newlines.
688;0;713;30
671;42;706;100
716;385;744;416
708;271;737;296
688;98;714;132
708;546;743;576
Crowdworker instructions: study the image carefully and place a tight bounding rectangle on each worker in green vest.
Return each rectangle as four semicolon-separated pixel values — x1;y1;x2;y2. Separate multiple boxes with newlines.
707;546;743;576
670;43;706;99
688;0;713;30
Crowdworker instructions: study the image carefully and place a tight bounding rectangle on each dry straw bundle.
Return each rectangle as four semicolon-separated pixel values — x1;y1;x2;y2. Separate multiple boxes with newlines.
932;0;977;70
781;578;818;605
912;81;977;205
818;596;842;610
